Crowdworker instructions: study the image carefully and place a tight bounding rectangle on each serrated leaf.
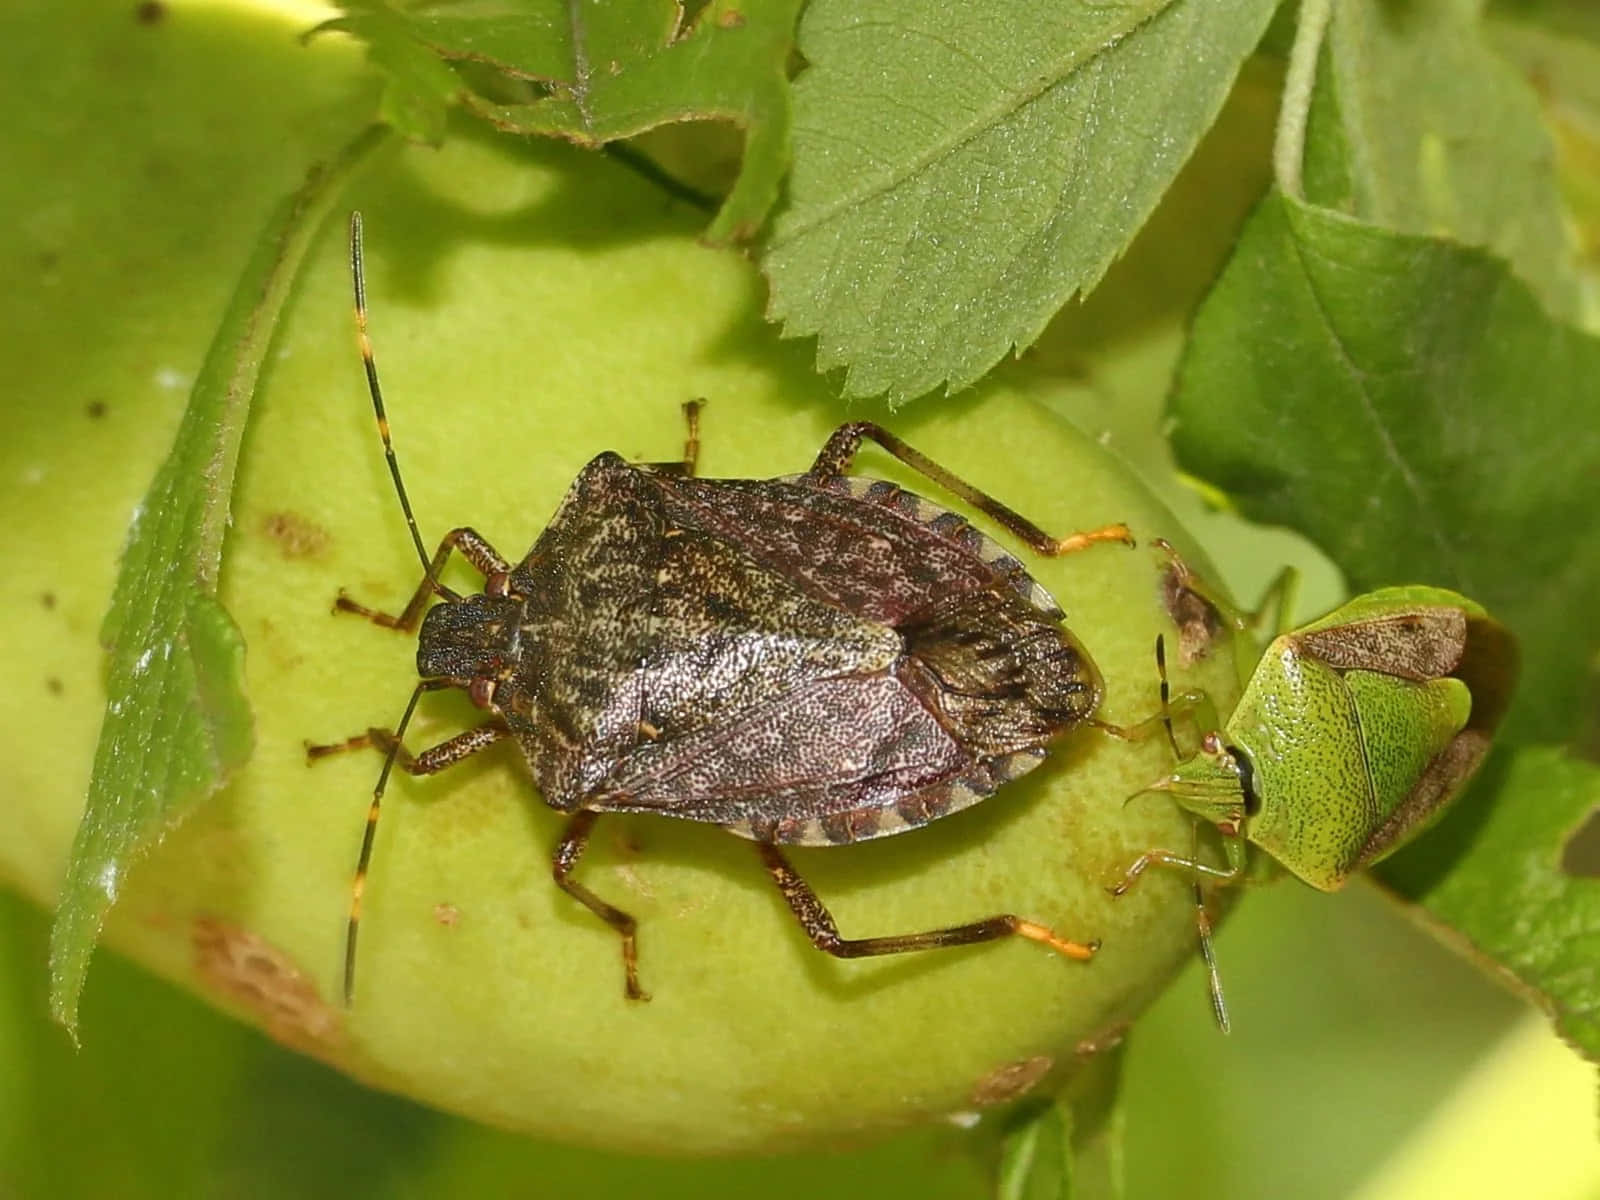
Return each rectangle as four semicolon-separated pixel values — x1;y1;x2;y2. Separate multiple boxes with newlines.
1375;748;1600;1060
316;4;463;144
336;0;802;241
761;0;1279;405
46;128;389;1038
1171;188;1600;748
1303;0;1580;320
1170;187;1600;1059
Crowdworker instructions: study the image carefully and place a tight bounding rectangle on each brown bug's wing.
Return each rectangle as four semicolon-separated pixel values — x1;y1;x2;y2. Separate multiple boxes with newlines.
504;456;911;813
637;526;903;743
589;672;1007;845
899;586;1102;757
656;474;1061;625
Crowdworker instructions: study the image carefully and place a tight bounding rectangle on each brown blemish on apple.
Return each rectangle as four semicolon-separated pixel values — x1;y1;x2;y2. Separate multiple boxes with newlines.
260;511;331;560
193;917;341;1055
970;1054;1053;1107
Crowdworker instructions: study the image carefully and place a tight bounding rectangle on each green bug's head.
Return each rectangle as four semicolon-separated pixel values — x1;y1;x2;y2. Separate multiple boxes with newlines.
1145;731;1253;838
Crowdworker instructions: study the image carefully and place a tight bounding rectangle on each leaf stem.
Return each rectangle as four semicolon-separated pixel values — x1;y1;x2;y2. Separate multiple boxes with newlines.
1274;0;1334;200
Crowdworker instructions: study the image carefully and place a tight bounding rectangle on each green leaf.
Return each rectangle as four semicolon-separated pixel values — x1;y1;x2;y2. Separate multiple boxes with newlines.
1374;748;1600;1060
335;0;803;241
761;0;1279;405
1303;0;1580;319
315;4;462;144
46;126;390;1038
1171;188;1600;749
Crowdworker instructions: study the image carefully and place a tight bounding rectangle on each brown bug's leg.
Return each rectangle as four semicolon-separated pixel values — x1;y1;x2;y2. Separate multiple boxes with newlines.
335;526;511;632
552;810;649;1001
756;843;1099;964
643;398;705;478
305;720;507;770
807;422;1135;556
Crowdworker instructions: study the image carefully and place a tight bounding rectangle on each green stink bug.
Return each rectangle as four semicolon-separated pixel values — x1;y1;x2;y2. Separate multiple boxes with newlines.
1110;550;1518;1022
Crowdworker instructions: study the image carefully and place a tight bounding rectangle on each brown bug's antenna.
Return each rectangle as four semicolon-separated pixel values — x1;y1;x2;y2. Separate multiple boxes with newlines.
1153;634;1230;1032
349;211;456;602
345;678;447;1005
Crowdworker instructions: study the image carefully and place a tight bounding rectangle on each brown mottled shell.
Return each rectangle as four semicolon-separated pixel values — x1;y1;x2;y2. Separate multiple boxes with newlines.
435;453;1103;847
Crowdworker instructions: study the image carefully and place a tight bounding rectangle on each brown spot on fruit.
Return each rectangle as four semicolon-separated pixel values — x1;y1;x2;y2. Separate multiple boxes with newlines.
135;0;165;23
970;1054;1052;1106
193;918;341;1055
260;511;331;560
434;902;460;927
1074;1020;1130;1059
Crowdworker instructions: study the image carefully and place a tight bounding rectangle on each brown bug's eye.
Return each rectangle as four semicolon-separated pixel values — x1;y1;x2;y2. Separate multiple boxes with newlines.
468;677;497;709
485;571;512;597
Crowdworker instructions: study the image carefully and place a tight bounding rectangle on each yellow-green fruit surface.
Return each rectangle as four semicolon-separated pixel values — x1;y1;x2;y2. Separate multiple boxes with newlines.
6;122;1245;1156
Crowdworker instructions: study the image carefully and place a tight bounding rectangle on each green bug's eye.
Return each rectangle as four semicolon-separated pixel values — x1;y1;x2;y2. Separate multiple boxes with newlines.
1231;746;1260;816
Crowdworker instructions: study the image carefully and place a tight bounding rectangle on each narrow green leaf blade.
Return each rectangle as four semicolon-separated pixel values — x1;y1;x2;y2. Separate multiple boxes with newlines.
1305;0;1579;318
47;127;388;1037
762;0;1279;404
997;1043;1127;1200
999;1102;1073;1200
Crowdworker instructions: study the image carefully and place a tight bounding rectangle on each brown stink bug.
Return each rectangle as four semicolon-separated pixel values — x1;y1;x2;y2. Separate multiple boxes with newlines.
309;213;1134;1005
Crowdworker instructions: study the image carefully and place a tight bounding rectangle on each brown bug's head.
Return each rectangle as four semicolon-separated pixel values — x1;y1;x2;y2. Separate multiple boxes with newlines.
417;593;524;707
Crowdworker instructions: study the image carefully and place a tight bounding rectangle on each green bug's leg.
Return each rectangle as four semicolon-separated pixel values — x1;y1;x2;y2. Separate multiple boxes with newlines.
1255;565;1301;640
1095;635;1222;757
1107;840;1246;897
1188;821;1230;1033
